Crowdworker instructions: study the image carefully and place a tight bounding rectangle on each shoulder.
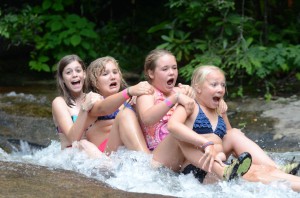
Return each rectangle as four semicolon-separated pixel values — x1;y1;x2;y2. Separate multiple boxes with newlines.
52;96;67;109
52;96;64;103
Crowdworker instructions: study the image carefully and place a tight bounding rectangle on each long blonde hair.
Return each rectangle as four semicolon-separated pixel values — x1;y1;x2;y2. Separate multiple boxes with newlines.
191;65;225;89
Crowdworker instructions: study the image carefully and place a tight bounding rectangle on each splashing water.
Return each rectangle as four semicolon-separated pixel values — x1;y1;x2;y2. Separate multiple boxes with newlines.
0;141;299;198
0;91;300;197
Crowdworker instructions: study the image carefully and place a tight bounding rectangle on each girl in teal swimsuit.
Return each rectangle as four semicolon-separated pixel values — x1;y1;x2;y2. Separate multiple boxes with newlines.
52;54;103;158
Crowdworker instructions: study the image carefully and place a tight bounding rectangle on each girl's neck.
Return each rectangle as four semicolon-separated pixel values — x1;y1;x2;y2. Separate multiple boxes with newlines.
154;87;174;97
72;92;85;105
196;98;216;114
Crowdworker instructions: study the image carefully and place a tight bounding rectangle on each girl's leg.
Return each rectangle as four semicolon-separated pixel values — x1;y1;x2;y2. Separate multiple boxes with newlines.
153;135;251;181
223;128;277;167
152;135;186;171
177;140;231;180
74;139;103;158
105;108;150;155
243;165;300;192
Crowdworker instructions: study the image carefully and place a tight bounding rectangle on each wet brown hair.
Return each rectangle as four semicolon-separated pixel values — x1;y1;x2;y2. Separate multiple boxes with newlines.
87;56;127;94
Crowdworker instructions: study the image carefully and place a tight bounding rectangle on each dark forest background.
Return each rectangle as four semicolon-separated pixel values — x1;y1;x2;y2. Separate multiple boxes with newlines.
0;0;299;99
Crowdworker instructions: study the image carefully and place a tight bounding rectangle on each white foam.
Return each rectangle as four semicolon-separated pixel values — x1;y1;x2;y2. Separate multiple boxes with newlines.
1;140;299;198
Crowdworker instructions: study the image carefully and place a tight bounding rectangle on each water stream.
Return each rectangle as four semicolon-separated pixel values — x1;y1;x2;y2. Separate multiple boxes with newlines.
1;83;300;197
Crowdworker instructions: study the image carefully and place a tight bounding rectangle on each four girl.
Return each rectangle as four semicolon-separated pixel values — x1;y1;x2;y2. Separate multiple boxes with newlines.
52;51;300;191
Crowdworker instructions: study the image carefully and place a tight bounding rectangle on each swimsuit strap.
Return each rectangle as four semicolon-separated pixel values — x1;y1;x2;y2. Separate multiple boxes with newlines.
83;119;98;135
192;101;227;139
192;101;213;132
98;109;120;120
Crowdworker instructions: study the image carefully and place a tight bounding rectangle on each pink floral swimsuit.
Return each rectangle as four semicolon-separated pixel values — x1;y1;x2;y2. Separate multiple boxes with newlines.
140;89;177;150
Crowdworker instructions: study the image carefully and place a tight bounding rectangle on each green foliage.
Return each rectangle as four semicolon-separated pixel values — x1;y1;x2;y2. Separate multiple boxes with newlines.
0;5;42;44
0;0;99;72
1;0;299;98
148;0;300;98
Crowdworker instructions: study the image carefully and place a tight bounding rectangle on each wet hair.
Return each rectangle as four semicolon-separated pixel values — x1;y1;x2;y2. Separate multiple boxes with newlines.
191;65;226;89
144;49;175;82
87;56;127;94
56;54;87;107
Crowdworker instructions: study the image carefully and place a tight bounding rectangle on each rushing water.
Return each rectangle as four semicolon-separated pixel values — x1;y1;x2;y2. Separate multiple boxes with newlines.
1;86;300;197
1;142;300;198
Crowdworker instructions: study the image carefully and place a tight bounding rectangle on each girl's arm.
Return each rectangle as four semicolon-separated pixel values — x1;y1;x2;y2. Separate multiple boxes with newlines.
167;105;209;147
136;92;179;126
52;94;95;143
90;81;153;117
136;89;194;126
168;104;223;171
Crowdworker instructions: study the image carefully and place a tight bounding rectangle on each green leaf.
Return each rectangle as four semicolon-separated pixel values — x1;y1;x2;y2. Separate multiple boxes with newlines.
41;63;51;72
53;3;64;11
157;43;169;49
76;18;87;28
161;35;172;42
80;29;97;38
177;50;182;61
296;73;300;80
42;0;52;10
81;41;90;49
51;21;62;31
147;21;172;33
39;56;49;63
70;35;81;46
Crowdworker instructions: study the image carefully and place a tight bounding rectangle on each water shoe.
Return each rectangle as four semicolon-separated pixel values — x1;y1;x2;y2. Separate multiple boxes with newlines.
223;152;252;181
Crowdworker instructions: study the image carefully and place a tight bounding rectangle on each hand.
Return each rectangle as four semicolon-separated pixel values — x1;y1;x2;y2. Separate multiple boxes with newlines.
129;96;137;105
217;98;228;115
81;92;102;112
129;81;154;96
177;93;194;116
198;144;218;173
214;152;226;167
178;83;195;99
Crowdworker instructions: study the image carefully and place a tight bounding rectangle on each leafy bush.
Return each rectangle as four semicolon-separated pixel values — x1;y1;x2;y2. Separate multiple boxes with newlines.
0;0;99;72
148;0;300;98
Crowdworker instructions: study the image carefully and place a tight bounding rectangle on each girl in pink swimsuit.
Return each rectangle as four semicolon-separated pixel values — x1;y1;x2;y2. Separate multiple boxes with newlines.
136;49;252;181
141;88;177;150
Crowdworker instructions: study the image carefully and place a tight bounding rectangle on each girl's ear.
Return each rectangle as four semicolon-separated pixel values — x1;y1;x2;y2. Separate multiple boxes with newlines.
195;84;201;94
83;71;87;79
148;70;154;80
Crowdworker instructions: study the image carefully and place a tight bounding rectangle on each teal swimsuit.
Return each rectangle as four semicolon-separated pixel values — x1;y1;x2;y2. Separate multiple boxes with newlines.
56;115;77;134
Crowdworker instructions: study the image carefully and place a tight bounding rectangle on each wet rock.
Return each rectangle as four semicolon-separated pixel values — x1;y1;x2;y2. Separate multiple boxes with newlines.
0;161;171;198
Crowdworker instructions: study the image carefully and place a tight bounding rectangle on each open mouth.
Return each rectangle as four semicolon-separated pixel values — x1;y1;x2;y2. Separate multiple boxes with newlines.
71;80;80;85
167;78;174;85
109;82;117;88
213;96;221;102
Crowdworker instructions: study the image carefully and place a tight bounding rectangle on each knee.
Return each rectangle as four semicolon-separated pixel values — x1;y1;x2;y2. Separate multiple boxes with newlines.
118;108;136;121
228;128;244;136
